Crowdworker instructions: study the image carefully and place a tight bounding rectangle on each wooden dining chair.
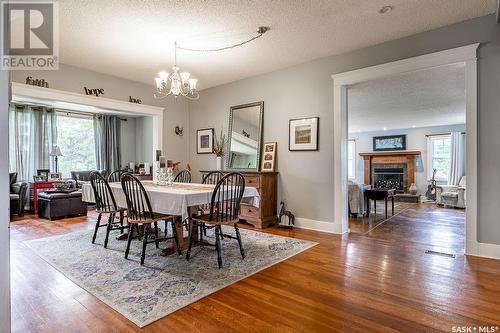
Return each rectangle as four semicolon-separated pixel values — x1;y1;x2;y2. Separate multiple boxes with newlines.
108;169;126;183
90;171;128;248
173;170;191;183
121;173;181;265
199;171;225;235
202;171;224;185
186;172;246;268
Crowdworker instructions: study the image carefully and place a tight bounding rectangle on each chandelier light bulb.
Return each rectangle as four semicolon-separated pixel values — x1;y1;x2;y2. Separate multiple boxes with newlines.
188;78;198;90
154;77;162;88
158;71;169;80
180;72;190;82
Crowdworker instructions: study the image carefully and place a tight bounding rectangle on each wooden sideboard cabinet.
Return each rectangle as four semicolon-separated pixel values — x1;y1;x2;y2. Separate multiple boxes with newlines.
200;171;278;228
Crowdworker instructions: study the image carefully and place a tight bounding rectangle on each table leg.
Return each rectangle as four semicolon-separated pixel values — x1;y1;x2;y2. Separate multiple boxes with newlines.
392;196;395;216
366;198;370;217
33;186;38;214
374;200;377;215
161;206;198;256
385;198;388;219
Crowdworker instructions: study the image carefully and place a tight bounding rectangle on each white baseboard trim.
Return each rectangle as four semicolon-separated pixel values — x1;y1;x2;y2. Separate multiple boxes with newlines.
466;240;500;260
293;217;344;234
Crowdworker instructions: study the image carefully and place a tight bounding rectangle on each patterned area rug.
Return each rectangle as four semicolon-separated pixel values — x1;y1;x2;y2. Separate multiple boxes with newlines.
25;226;317;327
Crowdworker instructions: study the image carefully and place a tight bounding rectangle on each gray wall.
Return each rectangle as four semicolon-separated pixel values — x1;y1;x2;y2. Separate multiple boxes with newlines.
120;117;137;168
1;70;10;333
11;64;190;166
189;15;500;244
135;116;154;164
349;124;466;195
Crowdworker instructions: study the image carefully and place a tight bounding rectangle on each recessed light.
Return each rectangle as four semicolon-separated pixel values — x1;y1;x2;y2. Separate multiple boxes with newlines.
412;125;416;128
378;5;393;14
383;127;387;131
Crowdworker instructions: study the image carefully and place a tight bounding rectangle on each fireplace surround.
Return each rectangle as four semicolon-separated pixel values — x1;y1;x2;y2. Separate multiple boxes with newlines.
359;151;420;193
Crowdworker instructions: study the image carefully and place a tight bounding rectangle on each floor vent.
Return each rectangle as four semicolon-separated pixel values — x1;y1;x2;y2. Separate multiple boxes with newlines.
425;250;456;258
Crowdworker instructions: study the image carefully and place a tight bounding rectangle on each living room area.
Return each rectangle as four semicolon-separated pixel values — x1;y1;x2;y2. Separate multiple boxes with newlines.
9;96;157;222
347;63;467;254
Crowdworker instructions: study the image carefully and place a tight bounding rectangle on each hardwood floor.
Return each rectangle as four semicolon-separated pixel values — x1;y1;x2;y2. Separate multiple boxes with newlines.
9;206;500;332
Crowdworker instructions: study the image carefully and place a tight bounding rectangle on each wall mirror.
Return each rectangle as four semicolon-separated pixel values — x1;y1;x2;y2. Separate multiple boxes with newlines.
227;101;264;171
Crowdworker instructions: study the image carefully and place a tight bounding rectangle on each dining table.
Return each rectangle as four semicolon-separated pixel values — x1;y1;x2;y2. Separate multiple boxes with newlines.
81;180;260;254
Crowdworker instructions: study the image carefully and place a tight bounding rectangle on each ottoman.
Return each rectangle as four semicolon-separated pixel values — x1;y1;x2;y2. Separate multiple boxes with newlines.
38;191;88;220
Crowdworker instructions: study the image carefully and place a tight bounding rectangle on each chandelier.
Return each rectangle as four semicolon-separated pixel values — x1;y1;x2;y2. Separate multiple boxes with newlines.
154;27;270;101
154;42;199;100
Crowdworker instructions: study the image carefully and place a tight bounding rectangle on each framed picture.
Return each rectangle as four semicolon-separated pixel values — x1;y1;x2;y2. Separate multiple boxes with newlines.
49;172;62;180
37;169;50;181
373;134;406;151
289;117;319;151
197;128;214;154
261;142;277;172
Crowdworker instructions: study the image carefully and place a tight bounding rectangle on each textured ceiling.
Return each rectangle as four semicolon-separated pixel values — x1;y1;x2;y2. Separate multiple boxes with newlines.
58;0;496;90
347;63;466;132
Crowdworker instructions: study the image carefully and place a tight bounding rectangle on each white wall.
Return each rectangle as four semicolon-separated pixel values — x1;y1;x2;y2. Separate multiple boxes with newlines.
1;70;11;332
349;124;466;195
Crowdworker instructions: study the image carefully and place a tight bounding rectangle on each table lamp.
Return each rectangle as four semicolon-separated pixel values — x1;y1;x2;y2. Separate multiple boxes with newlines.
49;145;63;173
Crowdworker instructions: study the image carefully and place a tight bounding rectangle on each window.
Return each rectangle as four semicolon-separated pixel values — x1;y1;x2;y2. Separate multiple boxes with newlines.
57;114;96;177
348;139;356;179
427;134;451;181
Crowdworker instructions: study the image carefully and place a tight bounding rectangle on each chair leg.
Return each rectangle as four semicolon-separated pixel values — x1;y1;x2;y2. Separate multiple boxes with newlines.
104;213;114;248
141;224;149;265
135;224;142;241
119;211;124;233
154;222;159;249
234;223;245;259
124;225;134;259
92;213;102;244
186;221;197;261
203;223;207;236
171;220;182;255
199;223;204;241
215;225;223;269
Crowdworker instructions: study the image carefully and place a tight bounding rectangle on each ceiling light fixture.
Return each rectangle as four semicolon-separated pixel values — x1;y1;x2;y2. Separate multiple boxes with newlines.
378;5;393;14
154;26;270;101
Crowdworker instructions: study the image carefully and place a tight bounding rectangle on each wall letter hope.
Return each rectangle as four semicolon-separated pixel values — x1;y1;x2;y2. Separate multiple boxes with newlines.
84;87;105;97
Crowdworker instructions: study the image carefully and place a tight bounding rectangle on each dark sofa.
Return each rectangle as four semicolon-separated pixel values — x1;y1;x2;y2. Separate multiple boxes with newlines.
9;172;28;217
70;170;107;188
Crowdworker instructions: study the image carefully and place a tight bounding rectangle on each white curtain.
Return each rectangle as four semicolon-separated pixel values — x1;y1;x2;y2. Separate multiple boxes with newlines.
448;132;465;185
9;104;58;182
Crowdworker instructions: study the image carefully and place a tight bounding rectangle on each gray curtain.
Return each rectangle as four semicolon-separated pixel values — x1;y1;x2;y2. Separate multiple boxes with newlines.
94;114;121;173
448;132;465;185
9;104;58;182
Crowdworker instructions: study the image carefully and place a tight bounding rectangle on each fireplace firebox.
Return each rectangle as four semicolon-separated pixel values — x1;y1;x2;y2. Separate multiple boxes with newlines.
373;167;405;192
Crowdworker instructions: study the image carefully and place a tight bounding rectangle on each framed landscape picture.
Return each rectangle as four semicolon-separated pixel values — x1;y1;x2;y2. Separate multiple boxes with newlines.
261;142;277;172
289;117;319;151
373;134;406;151
197;128;214;154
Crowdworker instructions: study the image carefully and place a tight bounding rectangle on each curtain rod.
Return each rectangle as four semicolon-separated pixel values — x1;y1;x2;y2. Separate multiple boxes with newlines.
425;132;466;137
11;103;127;121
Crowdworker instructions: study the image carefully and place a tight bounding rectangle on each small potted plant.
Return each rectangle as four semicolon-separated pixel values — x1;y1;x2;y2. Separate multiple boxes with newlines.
213;130;226;171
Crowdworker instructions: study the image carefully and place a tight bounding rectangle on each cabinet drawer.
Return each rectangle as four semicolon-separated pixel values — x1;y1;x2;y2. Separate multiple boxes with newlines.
239;203;260;219
243;175;260;188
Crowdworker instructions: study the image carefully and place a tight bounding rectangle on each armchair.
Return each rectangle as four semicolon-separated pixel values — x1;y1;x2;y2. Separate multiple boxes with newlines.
436;176;466;209
9;172;28;217
348;180;371;217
